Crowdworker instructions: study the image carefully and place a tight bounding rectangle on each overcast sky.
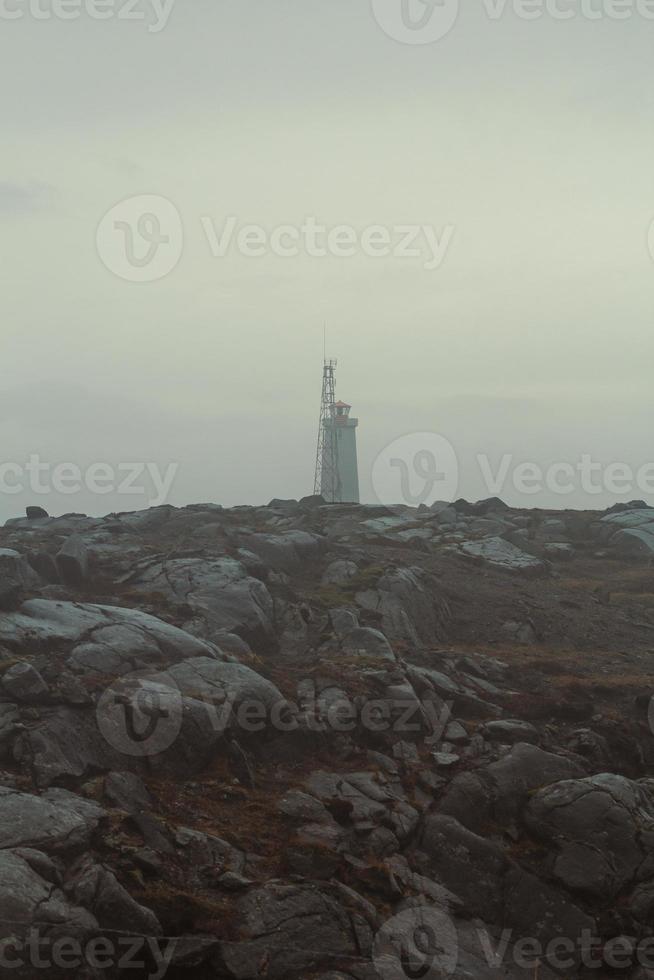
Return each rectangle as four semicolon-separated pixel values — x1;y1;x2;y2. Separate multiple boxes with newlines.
1;0;654;520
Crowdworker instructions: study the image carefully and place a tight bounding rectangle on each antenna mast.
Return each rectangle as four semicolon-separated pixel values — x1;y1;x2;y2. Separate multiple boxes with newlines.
313;358;340;501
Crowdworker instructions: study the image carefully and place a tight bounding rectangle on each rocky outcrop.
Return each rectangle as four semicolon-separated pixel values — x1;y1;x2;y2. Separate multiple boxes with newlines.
124;557;276;651
0;499;652;979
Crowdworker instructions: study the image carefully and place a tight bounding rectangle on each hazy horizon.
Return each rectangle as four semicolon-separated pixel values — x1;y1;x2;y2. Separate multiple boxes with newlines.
2;0;654;521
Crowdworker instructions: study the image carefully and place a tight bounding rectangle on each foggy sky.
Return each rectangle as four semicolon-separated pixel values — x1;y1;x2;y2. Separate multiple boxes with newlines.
2;0;654;521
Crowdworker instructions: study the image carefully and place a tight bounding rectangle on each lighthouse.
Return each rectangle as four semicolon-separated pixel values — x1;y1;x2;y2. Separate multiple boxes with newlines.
313;360;360;504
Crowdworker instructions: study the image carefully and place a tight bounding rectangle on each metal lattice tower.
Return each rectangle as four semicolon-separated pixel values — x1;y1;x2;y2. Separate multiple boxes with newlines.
313;359;341;502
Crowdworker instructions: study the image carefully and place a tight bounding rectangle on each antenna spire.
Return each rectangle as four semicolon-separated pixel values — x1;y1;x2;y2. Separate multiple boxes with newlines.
313;352;341;502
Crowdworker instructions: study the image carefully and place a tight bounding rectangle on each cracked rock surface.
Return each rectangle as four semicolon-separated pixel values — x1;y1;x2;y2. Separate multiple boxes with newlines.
0;497;652;978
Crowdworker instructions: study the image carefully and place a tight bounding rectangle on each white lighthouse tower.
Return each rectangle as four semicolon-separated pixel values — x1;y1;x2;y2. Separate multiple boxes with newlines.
313;361;360;504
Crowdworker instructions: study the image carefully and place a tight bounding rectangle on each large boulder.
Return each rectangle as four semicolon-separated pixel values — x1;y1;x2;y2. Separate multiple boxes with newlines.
0;787;104;852
439;743;586;833
0;549;40;611
341;627;395;662
595;508;654;555
525;773;654;898
164;656;287;732
0;849;97;977
125;557;275;652
15;677;227;787
504;865;596;952
55;534;90;585
67;855;161;935
0;599;220;677
220;882;371;980
355;566;448;647
236;530;326;573
418;814;506;918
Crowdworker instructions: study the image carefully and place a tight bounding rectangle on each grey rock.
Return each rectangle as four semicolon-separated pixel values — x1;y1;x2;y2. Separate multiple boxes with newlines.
439;743;585;833
0;786;104;852
418;813;506;918
544;542;574;561
175;826;245;887
13;705;121;788
455;919;560;980
341;627;395;662
431;504;457;524
287;821;346;877
482;719;539;744
0;703;22;751
322;559;358;586
461;536;548;577
237;530;326;573
525;773;654;898
355;566;449;647
55;534;90;585
504;864;596;950
214;630;253;658
0;549;40;611
165;656;286;727
277;790;334;824
595;509;654;556
220;882;367;980
127;557;275;651
445;720;469;743
26;506;49;519
328;607;359;637
1;662;49;702
0;599;219;677
305;770;418;841
627;879;654;922
104;771;152;813
15;675;226;787
0;849;97;963
67;855;161;935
